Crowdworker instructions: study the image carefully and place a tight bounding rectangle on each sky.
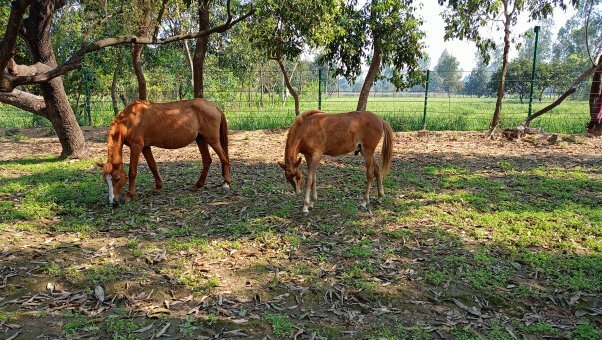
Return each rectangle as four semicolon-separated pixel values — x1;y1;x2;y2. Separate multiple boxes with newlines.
417;0;577;72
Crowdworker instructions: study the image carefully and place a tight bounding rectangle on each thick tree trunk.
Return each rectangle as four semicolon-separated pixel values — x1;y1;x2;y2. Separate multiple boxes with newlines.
275;57;300;116
111;48;124;115
490;11;511;134
193;0;210;98
357;46;382;111
21;0;86;158
132;0;152;100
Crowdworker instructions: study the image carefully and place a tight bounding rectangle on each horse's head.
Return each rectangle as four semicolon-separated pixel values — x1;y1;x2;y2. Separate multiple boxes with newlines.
278;158;302;194
97;162;126;206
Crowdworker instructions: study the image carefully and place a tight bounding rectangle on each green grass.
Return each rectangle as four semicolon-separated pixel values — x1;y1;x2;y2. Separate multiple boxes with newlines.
0;95;591;133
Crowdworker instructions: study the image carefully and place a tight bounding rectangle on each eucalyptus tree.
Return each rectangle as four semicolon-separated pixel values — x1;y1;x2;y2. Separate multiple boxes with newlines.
432;49;463;95
246;0;342;116
437;0;578;134
0;0;252;158
324;0;425;111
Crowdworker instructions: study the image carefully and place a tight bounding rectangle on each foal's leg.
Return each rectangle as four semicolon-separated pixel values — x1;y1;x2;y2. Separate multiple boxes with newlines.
207;141;231;188
361;151;375;209
303;155;321;214
373;156;384;199
125;144;143;201
142;146;163;193
304;154;318;208
193;136;212;191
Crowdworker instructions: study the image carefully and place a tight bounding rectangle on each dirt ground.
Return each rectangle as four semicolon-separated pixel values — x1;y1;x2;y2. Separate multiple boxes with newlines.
1;128;601;339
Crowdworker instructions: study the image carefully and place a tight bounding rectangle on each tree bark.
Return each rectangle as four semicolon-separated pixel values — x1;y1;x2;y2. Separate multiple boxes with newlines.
275;57;300;116
0;89;47;117
193;0;210;98
132;0;152;100
489;7;511;134
21;0;86;158
357;46;382;111
111;48;124;115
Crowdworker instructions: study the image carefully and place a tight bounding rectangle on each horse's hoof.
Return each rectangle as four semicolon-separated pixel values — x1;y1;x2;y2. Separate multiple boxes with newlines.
359;201;368;210
190;185;200;192
152;188;162;194
222;183;230;190
302;207;309;215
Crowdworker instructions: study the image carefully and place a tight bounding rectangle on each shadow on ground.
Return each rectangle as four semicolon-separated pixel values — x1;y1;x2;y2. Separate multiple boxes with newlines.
1;140;601;339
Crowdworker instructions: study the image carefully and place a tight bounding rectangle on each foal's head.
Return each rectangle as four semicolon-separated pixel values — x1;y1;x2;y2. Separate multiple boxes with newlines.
97;162;126;206
278;158;302;194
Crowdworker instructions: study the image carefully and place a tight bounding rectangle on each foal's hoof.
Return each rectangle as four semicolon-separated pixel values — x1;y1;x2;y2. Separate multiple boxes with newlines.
152;188;162;195
359;201;368;210
301;207;309;216
190;185;201;192
222;183;230;190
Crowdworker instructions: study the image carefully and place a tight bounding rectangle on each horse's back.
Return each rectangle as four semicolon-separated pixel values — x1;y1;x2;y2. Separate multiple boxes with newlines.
298;110;384;156
119;98;223;149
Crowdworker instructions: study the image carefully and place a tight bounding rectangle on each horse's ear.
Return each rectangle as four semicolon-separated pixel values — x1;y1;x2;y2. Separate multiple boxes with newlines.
294;158;302;167
278;161;286;170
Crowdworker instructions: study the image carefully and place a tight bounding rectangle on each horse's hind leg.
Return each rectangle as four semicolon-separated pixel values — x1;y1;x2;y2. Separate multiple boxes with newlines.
373;156;384;199
305;154;318;208
207;141;231;188
361;150;375;209
142;146;163;193
193;136;212;191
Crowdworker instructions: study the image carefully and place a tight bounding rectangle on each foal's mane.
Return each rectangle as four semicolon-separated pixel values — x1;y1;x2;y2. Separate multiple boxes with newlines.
284;110;326;165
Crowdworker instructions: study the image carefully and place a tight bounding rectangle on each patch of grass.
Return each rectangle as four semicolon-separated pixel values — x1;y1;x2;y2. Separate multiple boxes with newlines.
346;239;373;258
514;321;560;336
571;320;602;339
264;313;296;338
105;316;137;340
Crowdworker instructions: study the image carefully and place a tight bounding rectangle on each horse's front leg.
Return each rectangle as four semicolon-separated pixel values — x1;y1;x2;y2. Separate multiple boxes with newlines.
125;144;142;202
310;171;317;208
142;146;163;193
302;155;320;214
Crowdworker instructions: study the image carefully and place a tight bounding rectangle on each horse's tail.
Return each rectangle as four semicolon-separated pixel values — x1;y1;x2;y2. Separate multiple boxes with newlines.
381;119;394;178
219;109;229;176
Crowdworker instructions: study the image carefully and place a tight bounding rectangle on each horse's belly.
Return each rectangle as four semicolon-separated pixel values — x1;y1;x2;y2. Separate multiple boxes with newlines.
145;130;197;149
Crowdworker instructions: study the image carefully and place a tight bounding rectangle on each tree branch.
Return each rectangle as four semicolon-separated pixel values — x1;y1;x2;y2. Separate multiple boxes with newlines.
520;63;600;127
0;0;33;78
0;88;47;117
1;1;253;91
152;0;170;40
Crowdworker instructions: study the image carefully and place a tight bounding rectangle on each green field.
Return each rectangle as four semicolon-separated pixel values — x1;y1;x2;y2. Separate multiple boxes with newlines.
0;94;591;134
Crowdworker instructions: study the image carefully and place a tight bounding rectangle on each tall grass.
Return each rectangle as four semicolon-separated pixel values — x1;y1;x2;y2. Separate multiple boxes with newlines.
0;94;590;134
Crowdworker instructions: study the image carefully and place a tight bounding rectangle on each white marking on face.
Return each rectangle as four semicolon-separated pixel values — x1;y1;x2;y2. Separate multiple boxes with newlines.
105;174;114;204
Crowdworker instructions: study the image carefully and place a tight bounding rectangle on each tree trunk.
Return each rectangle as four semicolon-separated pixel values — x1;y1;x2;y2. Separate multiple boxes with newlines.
275;57;300;116
357;46;382;111
489;10;511;134
193;0;210;98
21;0;86;158
132;0;152;100
111;48;124;115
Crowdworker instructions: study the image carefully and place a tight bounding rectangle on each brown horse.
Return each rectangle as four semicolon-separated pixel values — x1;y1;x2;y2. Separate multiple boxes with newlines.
279;110;394;214
98;98;230;205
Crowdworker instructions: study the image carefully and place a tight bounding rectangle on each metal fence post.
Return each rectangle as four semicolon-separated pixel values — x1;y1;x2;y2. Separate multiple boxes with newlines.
318;67;322;110
528;25;541;117
421;69;430;129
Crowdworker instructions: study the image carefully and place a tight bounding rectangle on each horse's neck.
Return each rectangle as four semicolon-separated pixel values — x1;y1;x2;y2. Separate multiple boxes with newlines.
107;124;124;165
285;129;301;165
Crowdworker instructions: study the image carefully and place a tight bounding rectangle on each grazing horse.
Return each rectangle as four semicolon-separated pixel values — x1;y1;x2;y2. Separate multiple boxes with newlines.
279;109;394;214
97;98;230;205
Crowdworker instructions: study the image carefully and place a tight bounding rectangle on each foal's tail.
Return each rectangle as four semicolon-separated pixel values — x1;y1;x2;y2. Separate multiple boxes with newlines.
219;109;229;176
381;120;394;177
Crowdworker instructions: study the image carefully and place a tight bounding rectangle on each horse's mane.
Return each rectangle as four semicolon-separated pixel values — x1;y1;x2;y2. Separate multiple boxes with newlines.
105;100;152;165
284;110;326;165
